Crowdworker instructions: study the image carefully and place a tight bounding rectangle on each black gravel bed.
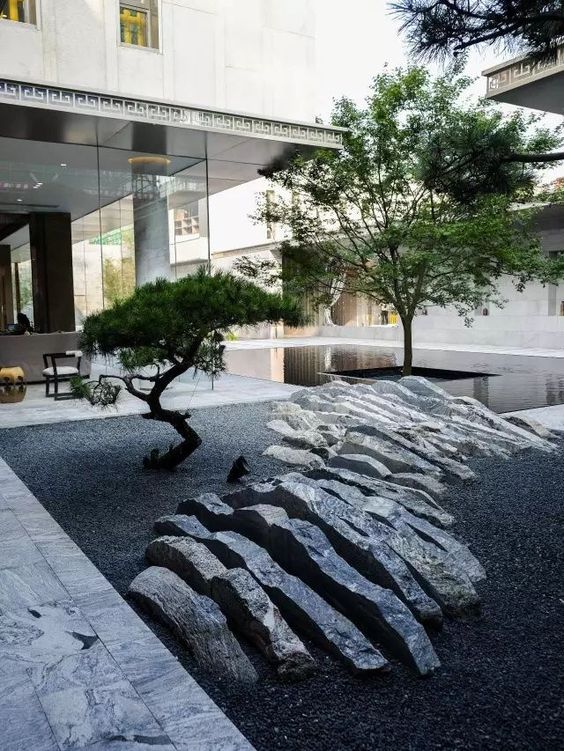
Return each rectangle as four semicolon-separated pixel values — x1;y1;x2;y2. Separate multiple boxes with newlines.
0;403;562;751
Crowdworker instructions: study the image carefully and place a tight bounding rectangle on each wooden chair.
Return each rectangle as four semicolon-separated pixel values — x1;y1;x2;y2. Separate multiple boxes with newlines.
42;351;84;400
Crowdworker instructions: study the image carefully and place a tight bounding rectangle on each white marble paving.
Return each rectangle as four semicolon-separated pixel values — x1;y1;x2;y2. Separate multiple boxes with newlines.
0;458;255;751
0;367;299;430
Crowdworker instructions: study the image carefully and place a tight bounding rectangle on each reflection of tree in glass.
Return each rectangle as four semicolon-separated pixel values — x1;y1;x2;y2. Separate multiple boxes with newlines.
16;261;34;319
102;227;136;306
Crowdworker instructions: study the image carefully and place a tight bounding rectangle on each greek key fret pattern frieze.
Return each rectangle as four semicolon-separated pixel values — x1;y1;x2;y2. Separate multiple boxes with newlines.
487;44;564;93
0;79;343;147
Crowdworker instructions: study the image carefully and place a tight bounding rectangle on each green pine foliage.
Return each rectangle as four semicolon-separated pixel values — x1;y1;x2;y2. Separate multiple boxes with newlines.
74;268;303;469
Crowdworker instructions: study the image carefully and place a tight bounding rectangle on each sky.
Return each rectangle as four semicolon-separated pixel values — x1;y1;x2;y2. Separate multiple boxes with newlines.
313;0;562;180
313;0;501;116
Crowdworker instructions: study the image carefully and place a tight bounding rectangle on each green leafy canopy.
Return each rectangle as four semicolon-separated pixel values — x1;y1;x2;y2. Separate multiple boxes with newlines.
241;67;563;314
237;66;564;371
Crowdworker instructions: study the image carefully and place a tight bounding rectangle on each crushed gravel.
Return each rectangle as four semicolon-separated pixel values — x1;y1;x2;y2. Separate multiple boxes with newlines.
0;402;562;751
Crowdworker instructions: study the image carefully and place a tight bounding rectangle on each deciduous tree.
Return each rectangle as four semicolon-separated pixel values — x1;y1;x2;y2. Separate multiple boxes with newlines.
236;67;563;374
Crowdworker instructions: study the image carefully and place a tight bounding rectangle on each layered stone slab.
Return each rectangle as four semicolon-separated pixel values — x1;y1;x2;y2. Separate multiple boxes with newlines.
155;515;389;675
223;481;443;627
175;495;440;675
146;536;315;681
222;481;481;619
129;566;258;684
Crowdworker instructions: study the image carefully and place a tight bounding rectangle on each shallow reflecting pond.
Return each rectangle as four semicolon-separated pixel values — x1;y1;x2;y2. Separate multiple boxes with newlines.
225;344;564;413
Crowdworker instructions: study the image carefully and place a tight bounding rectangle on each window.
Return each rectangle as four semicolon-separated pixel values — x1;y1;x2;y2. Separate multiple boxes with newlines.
0;0;36;24
120;1;158;49
175;204;200;237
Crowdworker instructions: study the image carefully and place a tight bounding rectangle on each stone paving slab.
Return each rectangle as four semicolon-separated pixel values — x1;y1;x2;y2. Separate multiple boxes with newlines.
0;458;255;751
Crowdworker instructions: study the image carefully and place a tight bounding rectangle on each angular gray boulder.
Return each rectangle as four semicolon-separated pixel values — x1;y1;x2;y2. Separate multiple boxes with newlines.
224;481;443;627
128;566;257;684
210;567;316;681
263;444;326;468
228;480;480;619
154;514;389;674
146;535;227;595
249;510;441;676
328;453;392;480
342;431;443;478
391;473;447;500
308;465;454;526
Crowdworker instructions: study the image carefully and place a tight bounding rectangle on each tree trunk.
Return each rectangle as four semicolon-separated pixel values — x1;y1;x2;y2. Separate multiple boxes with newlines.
401;315;414;376
142;406;202;470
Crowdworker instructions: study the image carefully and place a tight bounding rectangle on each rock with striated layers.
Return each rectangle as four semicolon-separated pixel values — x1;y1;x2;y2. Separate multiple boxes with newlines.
128;566;257;684
342;431;443;478
263;444;326;468
399;376;454;402
307;466;454;527
176;493;235;533
328;453;392;480
154;514;389;674
225;481;443;627
210;567;316;681
247;509;441;676
232;479;480;619
350;423;474;481
266;419;328;450
146;535;227;595
390;473;447;500
503;413;556;441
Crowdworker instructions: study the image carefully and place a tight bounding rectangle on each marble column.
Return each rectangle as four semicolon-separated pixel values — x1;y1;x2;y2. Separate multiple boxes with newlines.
132;175;171;287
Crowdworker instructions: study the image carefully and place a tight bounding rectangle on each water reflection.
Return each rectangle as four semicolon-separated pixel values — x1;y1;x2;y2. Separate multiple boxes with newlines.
225;344;564;413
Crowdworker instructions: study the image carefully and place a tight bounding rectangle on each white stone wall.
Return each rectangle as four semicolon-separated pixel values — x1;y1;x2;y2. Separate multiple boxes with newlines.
0;0;317;121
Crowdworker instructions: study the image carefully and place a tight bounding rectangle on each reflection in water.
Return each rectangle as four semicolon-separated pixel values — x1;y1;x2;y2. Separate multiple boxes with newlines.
225;344;564;414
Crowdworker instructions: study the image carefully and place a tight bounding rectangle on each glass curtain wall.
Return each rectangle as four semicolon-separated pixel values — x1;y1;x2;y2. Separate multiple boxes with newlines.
0;135;210;331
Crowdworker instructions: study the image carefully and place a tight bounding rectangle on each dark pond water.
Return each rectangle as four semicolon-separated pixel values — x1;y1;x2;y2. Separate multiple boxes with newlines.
225;344;564;413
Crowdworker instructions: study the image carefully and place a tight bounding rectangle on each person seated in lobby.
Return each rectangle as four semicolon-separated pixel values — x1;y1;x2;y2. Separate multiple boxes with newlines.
18;312;34;333
5;312;34;335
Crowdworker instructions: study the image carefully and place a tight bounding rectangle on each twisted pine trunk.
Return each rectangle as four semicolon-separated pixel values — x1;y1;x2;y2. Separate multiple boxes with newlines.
127;357;203;470
142;406;202;470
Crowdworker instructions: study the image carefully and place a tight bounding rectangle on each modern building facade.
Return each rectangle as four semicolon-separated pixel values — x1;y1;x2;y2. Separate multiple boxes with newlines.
0;0;342;337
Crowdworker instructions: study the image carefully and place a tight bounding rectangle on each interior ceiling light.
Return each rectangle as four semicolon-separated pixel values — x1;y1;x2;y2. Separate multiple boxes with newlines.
128;156;171;167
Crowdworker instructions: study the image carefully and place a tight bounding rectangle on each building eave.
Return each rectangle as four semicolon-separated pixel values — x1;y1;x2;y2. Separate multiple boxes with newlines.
0;77;345;150
482;44;564;114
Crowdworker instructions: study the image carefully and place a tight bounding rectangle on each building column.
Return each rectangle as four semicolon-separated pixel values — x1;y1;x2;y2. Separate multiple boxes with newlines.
132;171;171;287
29;213;75;333
0;245;14;329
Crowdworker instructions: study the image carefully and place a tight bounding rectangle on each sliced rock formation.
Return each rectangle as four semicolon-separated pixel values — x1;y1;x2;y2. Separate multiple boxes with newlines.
210;568;316;681
263;445;325;468
146;535;227;594
154;514;389;674
128;566;257;684
224;481;480;619
227;479;443;627
147;534;315;680
177;495;440;674
243;508;441;676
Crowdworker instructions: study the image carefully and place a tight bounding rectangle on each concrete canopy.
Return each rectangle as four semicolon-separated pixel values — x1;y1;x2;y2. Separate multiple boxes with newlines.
483;45;564;115
0;77;344;187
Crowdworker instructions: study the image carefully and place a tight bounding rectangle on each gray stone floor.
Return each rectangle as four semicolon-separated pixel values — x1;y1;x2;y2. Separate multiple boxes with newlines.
0;458;254;751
